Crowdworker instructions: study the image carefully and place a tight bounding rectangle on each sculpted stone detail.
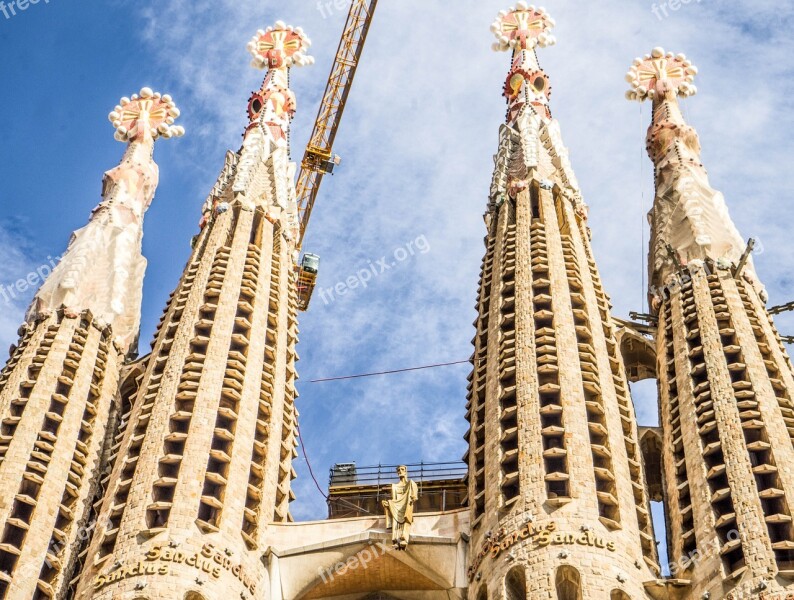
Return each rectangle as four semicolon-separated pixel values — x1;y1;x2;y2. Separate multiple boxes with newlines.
228;22;313;242
27;88;184;351
382;465;419;550
626;48;765;299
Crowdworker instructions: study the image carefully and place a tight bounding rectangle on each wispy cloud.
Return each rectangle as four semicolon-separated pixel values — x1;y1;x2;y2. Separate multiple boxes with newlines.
0;224;43;356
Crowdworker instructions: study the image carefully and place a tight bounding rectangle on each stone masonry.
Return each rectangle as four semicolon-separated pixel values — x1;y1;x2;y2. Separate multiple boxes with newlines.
631;48;794;599
463;5;659;600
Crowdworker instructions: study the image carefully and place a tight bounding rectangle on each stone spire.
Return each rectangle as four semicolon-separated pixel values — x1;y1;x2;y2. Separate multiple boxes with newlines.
197;22;313;246
73;24;309;600
632;50;794;599
27;89;184;353
0;89;182;600
463;6;658;600
626;48;764;308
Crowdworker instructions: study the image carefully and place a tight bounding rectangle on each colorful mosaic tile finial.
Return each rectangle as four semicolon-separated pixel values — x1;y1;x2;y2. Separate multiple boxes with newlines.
108;87;184;143
625;47;698;102
247;21;314;70
491;2;556;52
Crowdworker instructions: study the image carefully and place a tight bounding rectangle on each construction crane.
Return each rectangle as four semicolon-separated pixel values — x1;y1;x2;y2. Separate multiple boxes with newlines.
294;0;378;311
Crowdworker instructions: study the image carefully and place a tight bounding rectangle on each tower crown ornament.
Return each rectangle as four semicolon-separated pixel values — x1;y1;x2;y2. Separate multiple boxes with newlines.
108;87;184;143
625;47;698;102
247;21;314;70
491;2;556;52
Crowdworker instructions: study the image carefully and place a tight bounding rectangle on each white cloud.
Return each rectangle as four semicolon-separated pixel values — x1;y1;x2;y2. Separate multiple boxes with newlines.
0;225;42;362
137;0;794;521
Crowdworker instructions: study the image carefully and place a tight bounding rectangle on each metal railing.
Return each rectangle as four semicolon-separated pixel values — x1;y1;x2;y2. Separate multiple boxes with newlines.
328;461;467;488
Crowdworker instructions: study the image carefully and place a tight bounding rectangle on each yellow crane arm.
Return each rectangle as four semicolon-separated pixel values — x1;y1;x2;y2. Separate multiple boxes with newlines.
295;0;378;248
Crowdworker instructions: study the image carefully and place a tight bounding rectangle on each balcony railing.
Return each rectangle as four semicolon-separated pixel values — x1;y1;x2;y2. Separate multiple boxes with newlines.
327;461;468;519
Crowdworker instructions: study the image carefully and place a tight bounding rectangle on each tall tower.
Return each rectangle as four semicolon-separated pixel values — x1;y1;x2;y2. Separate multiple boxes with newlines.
73;22;311;600
630;48;794;599
464;4;659;598
0;88;183;599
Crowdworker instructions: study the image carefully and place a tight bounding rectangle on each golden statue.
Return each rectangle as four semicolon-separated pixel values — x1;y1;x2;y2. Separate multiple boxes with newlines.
382;465;419;550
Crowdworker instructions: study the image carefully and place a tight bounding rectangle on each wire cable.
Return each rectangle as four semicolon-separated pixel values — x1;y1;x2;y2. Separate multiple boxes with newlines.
296;423;328;500
308;358;483;383
297;423;378;515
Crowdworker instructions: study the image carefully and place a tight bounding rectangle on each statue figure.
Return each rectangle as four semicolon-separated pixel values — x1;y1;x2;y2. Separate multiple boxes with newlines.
382;465;419;550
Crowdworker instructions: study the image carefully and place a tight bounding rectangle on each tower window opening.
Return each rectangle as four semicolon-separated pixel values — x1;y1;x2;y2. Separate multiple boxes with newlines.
505;566;527;600
555;565;582;600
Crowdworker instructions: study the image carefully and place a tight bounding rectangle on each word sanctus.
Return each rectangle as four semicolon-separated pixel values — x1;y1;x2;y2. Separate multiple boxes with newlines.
92;542;257;594
468;521;617;581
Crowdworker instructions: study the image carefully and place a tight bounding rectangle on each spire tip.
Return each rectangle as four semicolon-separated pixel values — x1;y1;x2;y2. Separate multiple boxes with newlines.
492;4;556;52
109;89;184;143
248;22;314;70
626;48;698;102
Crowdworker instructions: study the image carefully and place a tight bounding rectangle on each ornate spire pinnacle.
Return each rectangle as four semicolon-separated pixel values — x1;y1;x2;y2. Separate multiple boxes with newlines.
625;47;698;103
627;50;765;304
27;88;184;351
218;22;313;244
247;21;314;70
491;3;556;124
242;22;314;140
491;2;556;52
109;87;185;143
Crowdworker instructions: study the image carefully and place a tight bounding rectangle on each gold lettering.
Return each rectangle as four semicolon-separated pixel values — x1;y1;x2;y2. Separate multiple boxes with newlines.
159;565;169;575
146;548;161;561
201;544;214;558
537;530;552;547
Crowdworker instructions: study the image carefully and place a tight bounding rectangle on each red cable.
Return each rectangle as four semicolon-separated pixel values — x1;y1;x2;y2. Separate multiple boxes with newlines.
309;358;481;383
297;423;328;500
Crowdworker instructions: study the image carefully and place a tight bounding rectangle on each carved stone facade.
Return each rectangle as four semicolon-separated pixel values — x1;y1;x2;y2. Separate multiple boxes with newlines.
463;5;658;600
631;48;794;599
71;24;309;600
0;8;791;600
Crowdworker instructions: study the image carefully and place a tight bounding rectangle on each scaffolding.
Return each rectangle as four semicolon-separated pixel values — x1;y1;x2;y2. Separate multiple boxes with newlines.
326;461;468;519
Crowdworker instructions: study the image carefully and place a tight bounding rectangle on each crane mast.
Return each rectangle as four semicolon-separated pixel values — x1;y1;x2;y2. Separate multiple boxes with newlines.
294;0;378;310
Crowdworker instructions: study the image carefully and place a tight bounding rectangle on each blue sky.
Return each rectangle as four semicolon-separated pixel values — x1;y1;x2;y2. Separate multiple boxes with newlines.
1;0;793;571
